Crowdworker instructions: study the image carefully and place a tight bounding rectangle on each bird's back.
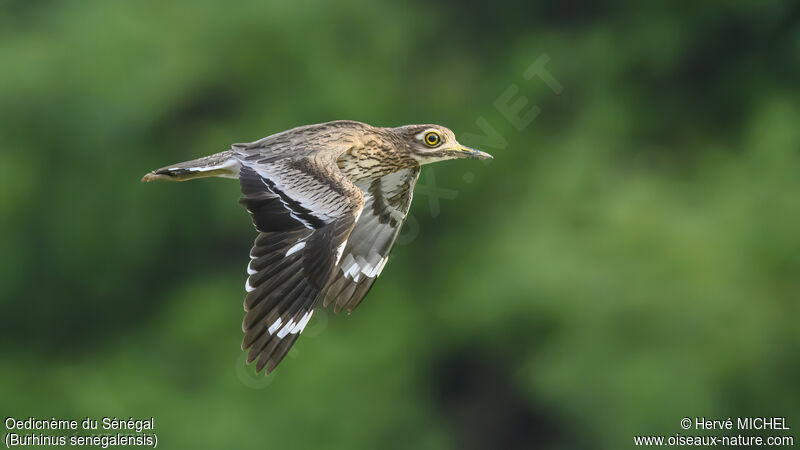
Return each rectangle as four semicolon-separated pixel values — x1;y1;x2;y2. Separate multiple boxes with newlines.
232;120;374;161
231;120;416;184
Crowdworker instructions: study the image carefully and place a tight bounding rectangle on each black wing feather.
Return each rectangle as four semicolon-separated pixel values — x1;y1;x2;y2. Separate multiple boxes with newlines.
237;160;360;374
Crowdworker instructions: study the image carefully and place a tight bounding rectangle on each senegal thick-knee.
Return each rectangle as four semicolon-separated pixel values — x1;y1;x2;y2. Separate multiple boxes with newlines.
143;120;492;374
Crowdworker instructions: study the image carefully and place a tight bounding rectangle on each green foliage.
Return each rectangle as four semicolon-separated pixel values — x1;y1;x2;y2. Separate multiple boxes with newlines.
1;1;798;448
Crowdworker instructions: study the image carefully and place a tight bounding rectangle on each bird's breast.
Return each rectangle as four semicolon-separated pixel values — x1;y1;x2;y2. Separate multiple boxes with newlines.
337;145;416;183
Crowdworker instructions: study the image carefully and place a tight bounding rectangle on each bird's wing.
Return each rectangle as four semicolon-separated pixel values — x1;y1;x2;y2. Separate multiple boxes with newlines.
322;166;420;313
238;154;363;373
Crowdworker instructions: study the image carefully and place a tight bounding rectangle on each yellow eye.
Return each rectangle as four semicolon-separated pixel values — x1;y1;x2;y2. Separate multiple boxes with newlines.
423;130;441;147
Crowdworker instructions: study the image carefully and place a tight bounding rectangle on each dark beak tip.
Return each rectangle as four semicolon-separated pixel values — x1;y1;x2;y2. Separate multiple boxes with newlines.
459;145;493;160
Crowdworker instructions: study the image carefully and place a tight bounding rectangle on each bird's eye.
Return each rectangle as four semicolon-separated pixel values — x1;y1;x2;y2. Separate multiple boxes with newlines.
423;130;441;147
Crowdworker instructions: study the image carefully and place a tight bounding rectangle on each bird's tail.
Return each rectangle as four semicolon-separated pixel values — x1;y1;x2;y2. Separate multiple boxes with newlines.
141;150;240;182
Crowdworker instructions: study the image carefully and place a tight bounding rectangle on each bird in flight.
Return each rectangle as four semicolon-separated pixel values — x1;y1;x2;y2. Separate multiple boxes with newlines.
142;120;492;374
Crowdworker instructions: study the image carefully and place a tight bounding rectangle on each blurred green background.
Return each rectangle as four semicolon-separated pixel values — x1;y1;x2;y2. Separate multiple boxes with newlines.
1;1;799;448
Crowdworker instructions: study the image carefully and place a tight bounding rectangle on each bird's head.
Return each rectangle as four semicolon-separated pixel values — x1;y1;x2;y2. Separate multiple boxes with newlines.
394;124;493;164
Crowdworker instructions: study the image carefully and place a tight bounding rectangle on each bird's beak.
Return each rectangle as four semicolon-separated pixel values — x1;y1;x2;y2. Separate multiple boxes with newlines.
457;145;493;160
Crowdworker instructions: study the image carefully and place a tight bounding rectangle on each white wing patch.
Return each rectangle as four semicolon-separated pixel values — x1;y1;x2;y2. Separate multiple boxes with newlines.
292;311;313;334
274;311;313;338
339;253;387;282
268;318;282;334
285;240;307;256
276;318;294;338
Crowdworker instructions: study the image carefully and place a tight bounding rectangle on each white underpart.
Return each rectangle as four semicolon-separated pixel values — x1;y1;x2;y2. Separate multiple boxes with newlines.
285;241;306;256
268;318;282;335
245;279;255;292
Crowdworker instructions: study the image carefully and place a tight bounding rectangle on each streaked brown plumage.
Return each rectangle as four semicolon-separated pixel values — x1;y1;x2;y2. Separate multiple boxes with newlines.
142;120;492;374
